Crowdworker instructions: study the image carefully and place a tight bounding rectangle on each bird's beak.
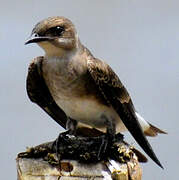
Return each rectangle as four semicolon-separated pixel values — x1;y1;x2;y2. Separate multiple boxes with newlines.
25;34;53;45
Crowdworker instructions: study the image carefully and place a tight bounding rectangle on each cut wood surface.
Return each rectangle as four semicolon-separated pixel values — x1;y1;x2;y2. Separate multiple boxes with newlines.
17;157;142;180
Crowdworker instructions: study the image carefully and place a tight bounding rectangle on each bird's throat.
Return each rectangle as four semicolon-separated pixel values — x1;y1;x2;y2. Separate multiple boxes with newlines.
38;41;67;58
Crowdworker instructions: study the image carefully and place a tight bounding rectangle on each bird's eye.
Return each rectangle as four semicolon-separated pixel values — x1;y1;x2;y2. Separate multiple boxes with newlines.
47;26;65;37
34;33;39;37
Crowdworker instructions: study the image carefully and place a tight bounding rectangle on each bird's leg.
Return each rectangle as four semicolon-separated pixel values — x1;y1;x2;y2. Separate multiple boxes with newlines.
52;117;77;160
66;117;77;135
97;115;116;160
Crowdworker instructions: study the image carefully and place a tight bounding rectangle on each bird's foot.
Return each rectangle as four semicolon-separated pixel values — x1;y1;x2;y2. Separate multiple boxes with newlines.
51;132;65;161
66;118;77;135
97;133;116;160
52;130;124;162
97;132;124;160
51;135;60;161
52;130;76;161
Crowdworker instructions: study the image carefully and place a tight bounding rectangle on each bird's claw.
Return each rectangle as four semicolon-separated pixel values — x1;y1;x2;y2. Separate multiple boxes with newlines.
97;134;115;160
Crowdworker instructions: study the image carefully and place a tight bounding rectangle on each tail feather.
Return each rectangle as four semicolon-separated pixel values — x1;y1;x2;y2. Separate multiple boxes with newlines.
135;112;167;137
145;123;167;137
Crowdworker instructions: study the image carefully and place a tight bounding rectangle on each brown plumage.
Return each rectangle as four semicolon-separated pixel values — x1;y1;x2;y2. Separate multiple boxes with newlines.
27;56;67;128
26;16;166;168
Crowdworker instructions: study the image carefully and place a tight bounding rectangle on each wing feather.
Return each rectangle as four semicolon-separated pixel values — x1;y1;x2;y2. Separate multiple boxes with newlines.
87;58;163;168
26;56;67;129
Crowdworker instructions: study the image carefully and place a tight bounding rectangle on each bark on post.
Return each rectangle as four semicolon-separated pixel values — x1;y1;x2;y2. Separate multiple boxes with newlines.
16;133;145;180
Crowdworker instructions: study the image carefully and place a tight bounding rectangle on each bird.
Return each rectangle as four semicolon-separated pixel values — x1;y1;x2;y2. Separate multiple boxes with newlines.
25;16;166;168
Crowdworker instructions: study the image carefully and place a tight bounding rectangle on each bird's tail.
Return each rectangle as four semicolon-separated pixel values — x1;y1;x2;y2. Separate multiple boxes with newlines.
145;123;167;137
135;112;167;137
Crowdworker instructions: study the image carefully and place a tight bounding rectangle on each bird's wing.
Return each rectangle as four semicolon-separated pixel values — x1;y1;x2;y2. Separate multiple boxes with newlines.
87;58;163;168
26;56;67;129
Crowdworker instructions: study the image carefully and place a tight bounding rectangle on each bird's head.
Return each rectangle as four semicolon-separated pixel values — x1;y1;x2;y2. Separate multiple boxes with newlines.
25;16;79;57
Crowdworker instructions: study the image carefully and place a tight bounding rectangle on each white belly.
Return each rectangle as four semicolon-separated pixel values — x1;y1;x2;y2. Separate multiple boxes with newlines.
55;95;127;132
56;96;111;126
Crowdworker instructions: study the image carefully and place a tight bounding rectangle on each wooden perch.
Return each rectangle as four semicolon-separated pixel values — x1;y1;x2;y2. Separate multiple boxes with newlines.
17;133;146;180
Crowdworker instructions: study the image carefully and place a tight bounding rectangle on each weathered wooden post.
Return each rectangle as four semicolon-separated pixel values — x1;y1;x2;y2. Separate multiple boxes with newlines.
16;133;146;179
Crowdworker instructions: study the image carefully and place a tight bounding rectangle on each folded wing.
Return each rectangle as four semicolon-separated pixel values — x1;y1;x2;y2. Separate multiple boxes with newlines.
26;56;67;129
87;58;163;168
